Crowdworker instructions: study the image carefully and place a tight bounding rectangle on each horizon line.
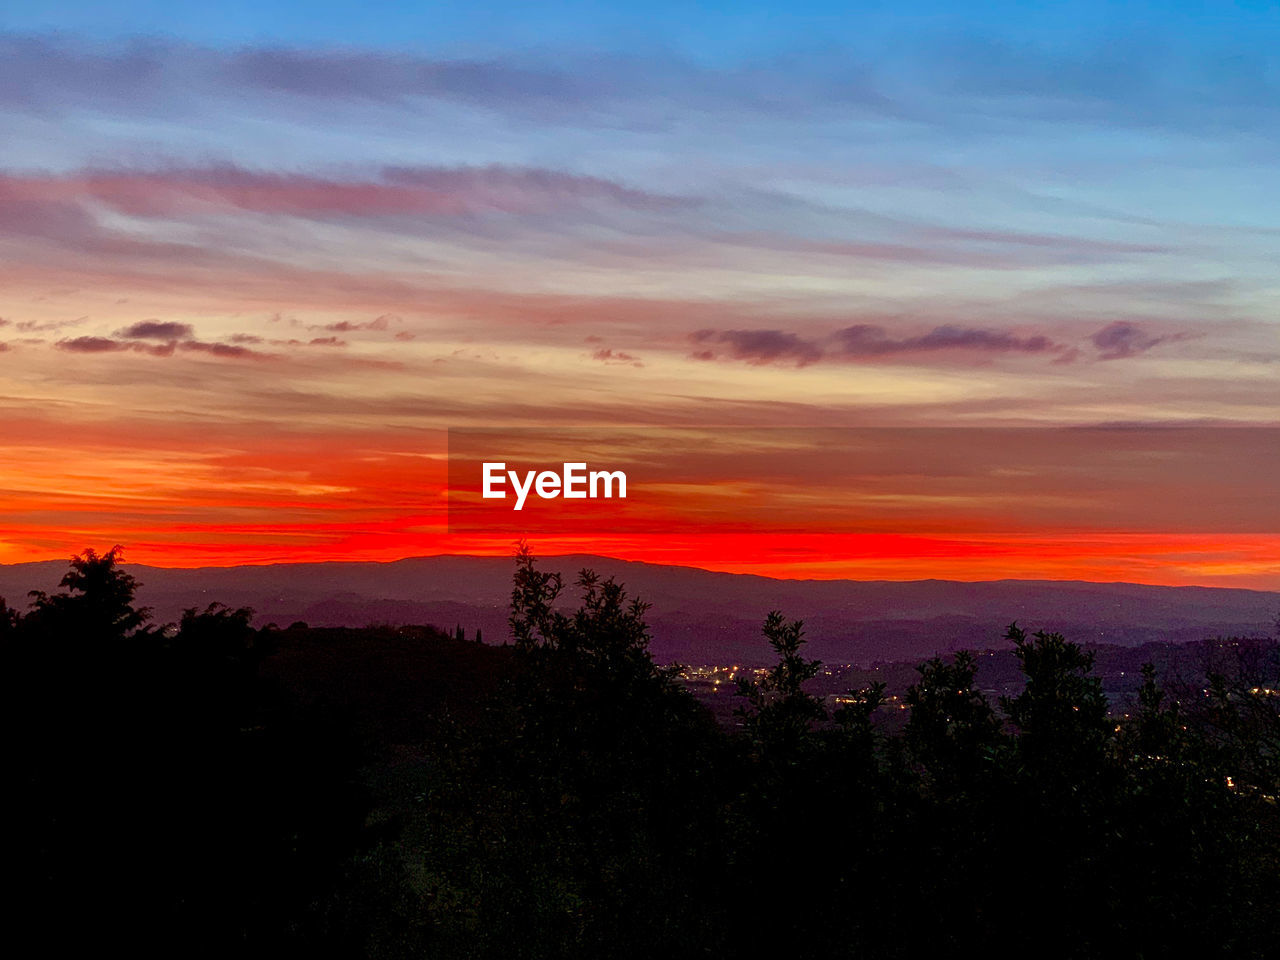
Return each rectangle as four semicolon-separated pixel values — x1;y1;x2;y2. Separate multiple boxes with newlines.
3;550;1277;595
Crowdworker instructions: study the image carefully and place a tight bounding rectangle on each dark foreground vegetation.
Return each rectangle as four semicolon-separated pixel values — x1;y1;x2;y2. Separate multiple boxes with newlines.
5;546;1278;958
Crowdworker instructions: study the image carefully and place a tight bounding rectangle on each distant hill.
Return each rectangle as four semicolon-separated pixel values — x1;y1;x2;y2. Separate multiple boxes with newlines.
1;554;1275;666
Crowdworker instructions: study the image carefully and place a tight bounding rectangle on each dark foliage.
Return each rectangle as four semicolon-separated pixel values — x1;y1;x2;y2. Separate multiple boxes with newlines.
5;547;1278;958
6;548;369;955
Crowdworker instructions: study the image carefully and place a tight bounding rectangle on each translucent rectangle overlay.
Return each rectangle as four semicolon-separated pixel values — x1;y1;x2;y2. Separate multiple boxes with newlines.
447;427;1280;536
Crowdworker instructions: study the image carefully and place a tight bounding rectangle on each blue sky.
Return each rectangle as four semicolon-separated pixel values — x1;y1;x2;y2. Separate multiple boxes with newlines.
7;2;1280;56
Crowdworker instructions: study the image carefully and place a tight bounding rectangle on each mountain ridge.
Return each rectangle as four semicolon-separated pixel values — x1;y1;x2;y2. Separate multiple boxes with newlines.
2;554;1275;666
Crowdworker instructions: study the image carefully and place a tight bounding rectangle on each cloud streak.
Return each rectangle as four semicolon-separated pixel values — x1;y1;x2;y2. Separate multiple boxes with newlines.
56;335;270;360
7;31;1280;137
690;329;824;367
1090;321;1192;360
689;324;1076;367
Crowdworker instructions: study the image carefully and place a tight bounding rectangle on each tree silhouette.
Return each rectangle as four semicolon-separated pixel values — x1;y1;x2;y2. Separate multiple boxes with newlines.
7;547;1279;957
410;546;727;958
0;595;17;639
7;549;370;954
25;545;151;643
735;611;826;749
1000;621;1110;770
905;650;1003;794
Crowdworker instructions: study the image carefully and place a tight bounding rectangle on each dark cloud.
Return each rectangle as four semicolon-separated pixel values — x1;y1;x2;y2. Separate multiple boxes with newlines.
1090;321;1188;360
690;328;824;367
690;323;1067;367
56;336;173;356
316;314;397;333
592;348;643;367
56;336;130;353
178;340;260;359
55;335;268;360
115;319;195;340
834;323;1062;357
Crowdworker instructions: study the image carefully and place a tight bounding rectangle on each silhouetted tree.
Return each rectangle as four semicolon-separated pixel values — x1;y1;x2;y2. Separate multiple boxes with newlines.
9;545;1280;958
905;650;1003;793
735;611;826;750
0;595;17;639
995;624;1119;957
23;546;152;650
1192;638;1280;798
404;545;727;959
1001;622;1110;771
8;549;370;955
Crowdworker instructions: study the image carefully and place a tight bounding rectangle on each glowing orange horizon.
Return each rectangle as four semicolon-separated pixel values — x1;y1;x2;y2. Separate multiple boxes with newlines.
3;532;1278;592
3;421;1277;589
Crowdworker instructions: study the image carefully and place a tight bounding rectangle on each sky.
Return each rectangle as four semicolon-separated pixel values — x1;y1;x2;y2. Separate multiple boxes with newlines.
1;2;1278;585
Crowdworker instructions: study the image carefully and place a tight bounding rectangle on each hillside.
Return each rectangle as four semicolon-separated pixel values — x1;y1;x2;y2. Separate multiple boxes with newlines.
2;554;1275;665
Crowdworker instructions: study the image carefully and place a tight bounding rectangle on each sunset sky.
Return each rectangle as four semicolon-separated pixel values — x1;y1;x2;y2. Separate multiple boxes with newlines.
2;2;1278;585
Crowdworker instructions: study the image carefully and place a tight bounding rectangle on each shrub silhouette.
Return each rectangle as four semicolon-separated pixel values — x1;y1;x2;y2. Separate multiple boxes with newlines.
5;546;1278;958
6;548;369;954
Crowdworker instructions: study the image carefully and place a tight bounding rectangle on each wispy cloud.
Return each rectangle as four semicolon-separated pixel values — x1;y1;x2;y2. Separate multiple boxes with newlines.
591;347;643;367
56;335;271;360
689;323;1073;367
1090;321;1193;360
834;324;1065;358
690;329;824;367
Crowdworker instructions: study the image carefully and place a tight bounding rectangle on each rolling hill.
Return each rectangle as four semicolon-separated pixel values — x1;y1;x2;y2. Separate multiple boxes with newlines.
2;554;1275;666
